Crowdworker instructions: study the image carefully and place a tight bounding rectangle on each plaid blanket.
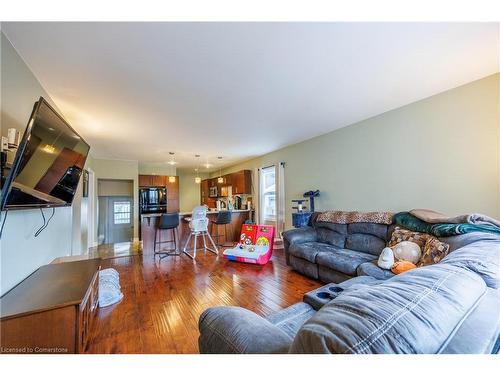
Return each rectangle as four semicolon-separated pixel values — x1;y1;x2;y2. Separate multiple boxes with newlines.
316;211;394;225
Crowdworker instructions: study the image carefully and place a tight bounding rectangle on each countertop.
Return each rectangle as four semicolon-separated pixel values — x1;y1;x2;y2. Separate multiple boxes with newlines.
141;209;252;218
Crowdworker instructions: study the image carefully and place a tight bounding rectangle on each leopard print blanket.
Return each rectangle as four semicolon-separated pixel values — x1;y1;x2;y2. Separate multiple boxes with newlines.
316;211;394;225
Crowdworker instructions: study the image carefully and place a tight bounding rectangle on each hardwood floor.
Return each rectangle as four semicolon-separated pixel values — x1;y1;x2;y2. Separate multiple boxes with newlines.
88;241;142;259
85;242;321;353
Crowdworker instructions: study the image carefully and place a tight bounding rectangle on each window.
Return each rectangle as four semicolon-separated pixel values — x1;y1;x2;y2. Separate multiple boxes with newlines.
113;201;131;224
260;166;276;222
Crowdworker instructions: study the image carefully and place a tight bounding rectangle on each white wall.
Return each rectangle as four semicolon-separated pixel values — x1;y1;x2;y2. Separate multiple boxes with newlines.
216;74;500;229
0;32;78;294
138;162;176;176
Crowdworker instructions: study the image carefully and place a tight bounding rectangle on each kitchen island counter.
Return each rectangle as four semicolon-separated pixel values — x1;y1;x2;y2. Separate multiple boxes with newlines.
141;209;252;218
141;210;253;253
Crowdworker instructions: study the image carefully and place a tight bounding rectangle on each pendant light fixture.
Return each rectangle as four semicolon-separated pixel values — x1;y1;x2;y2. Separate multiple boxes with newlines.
194;154;201;184
168;152;176;183
204;157;212;169
217;156;224;184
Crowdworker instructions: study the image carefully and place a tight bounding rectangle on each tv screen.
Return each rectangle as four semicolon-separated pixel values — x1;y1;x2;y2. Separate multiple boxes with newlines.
0;97;90;210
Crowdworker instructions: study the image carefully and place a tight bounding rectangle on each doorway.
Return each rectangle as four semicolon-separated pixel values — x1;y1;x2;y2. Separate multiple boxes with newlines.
97;179;134;245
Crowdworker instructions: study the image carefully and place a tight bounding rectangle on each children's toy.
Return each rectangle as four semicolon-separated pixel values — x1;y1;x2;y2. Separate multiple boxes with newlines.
223;224;275;264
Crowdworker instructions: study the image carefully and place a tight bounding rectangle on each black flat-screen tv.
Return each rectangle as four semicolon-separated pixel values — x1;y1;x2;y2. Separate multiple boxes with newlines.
0;97;90;211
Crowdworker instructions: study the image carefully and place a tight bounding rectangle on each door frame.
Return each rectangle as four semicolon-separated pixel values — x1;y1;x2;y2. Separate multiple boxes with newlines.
87;167;96;248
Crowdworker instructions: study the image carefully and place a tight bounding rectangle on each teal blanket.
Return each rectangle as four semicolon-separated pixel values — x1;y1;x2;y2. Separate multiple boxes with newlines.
394;212;500;237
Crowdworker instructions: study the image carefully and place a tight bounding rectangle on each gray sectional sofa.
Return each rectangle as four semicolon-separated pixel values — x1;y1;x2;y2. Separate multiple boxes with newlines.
198;236;500;353
282;214;395;282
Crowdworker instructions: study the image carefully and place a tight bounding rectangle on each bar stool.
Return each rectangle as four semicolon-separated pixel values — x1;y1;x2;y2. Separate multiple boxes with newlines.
211;210;232;247
154;213;180;257
182;206;218;260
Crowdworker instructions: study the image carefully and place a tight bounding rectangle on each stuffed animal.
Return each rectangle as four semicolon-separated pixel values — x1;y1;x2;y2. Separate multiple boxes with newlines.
392;241;421;264
391;261;417;275
377;247;395;270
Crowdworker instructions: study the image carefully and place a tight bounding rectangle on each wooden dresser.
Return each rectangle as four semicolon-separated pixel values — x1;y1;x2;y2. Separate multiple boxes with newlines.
0;259;101;354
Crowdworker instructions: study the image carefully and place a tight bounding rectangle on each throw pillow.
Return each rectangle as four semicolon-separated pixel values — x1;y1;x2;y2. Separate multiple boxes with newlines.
388;227;432;249
418;237;450;267
377;247;395;270
392;241;422;264
391;261;417;274
388;227;450;267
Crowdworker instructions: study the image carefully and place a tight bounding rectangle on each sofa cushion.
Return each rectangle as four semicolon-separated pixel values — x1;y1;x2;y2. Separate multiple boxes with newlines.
198;306;292;354
345;234;386;255
316;248;377;276
357;260;395;280
440;288;500;354
345;223;389;255
266;302;316;338
289;241;339;263
289;255;319;279
348;223;388;239
440;239;500;289
282;226;318;246
313;221;348;235
314;222;347;247
290;264;488;353
318;266;351;284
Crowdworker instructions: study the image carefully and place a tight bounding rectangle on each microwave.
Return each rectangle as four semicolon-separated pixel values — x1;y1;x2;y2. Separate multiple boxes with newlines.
209;186;218;198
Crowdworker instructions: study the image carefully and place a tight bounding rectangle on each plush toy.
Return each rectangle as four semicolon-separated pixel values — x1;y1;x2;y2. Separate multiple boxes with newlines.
391;261;417;275
377;247;395;270
392;241;421;264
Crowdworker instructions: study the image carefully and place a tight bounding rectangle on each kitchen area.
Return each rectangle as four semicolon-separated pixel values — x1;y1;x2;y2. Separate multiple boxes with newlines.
139;169;254;253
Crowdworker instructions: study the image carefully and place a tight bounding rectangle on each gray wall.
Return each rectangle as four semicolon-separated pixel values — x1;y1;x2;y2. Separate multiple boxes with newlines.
0;32;85;294
215;74;500;229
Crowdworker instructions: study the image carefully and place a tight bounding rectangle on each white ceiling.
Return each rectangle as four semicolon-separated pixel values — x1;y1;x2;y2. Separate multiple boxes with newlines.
2;22;499;170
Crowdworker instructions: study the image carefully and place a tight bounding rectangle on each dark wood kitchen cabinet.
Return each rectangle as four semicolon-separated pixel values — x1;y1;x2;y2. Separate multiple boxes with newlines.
201;179;209;205
0;259;101;354
166;178;179;213
138;174;179;212
138;174;153;187
232;170;252;194
139;174;166;187
201;170;252;202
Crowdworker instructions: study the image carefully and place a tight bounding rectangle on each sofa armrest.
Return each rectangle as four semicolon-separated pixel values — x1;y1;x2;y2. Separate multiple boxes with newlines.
282;227;318;265
198;306;292;354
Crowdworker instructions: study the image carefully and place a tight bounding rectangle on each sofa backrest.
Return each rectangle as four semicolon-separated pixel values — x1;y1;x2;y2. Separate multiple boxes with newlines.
313;221;347;248
345;223;389;255
312;217;393;255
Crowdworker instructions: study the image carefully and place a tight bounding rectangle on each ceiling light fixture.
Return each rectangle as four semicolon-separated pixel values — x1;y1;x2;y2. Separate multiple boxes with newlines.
168;152;176;182
217;156;224;184
203;156;212;169
167;152;177;166
194;155;201;184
